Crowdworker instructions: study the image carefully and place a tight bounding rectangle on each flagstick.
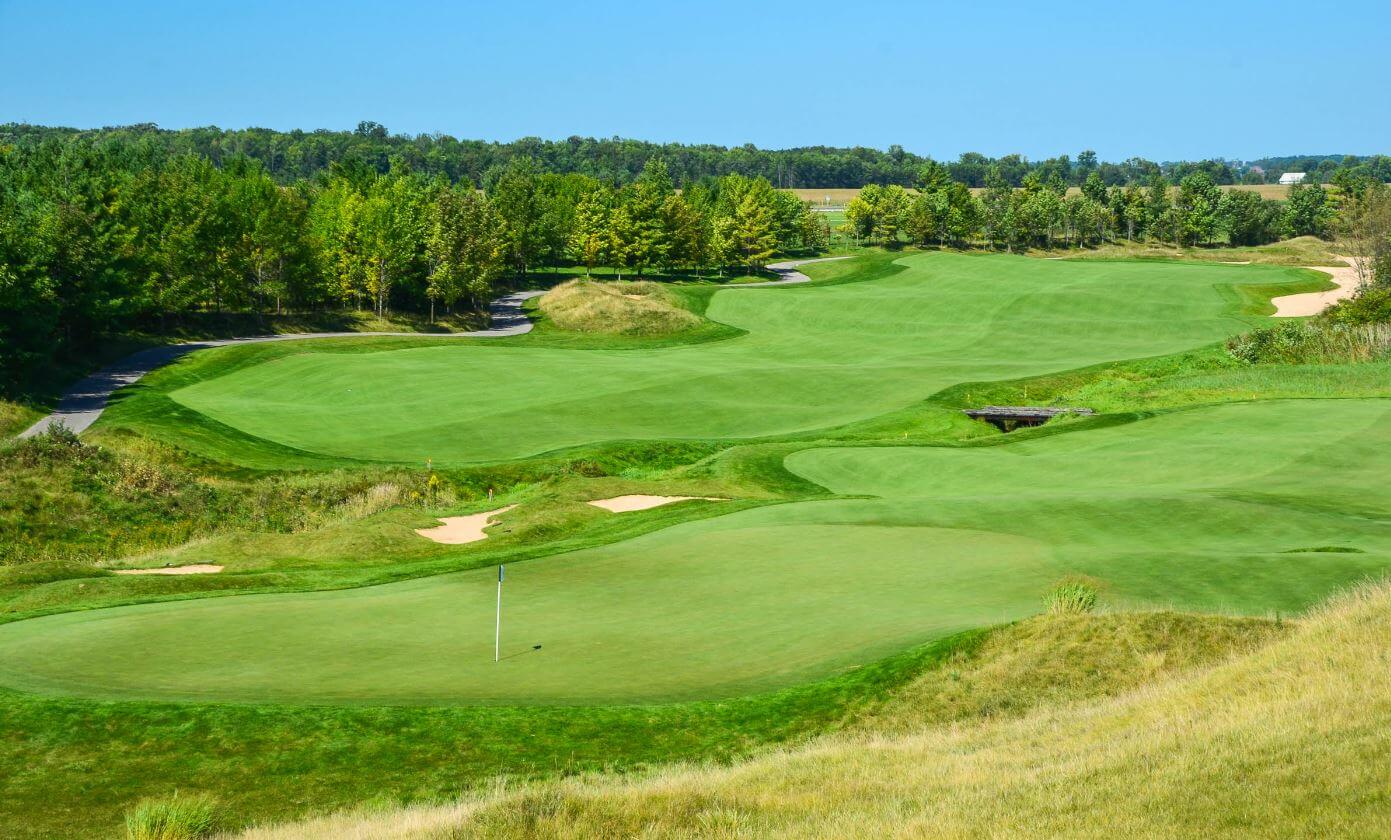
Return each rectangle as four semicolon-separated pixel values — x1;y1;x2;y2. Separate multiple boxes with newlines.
494;564;504;663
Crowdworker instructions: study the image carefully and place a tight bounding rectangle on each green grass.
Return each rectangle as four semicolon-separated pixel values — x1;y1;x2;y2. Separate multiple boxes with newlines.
124;792;218;840
3;398;1385;706
312;581;1390;840
3;246;1383;836
0;609;1279;839
102;251;1323;467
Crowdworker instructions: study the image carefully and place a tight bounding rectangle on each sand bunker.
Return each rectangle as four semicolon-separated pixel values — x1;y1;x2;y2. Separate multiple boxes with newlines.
415;505;517;545
587;495;725;513
112;564;224;575
1273;257;1362;317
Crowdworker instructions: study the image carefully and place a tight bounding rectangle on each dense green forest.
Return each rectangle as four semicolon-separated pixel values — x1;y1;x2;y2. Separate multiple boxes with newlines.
6;122;1391;188
0;140;824;393
3;123;1390;398
844;166;1338;249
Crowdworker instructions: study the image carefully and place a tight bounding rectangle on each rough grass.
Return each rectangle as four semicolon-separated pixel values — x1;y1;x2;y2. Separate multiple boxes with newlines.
125;792;218;840
239;580;1391;839
1035;235;1343;266
1227;320;1391;365
538;280;704;336
0;399;41;438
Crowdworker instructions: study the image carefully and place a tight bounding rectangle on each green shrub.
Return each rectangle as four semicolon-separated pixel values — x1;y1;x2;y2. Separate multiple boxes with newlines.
1226;320;1391;365
1045;579;1099;615
124;792;218;840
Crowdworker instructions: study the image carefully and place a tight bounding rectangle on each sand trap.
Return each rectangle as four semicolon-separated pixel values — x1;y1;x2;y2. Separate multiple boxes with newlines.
112;564;224;575
587;495;725;513
415;505;517;544
1272;257;1362;317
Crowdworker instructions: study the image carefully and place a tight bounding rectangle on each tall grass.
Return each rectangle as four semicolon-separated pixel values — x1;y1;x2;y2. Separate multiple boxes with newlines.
538;280;703;336
125;792;217;840
1044;578;1099;615
1227;320;1391;365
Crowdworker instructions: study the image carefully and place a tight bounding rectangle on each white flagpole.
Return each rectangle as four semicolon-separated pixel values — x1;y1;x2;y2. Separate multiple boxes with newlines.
494;565;503;662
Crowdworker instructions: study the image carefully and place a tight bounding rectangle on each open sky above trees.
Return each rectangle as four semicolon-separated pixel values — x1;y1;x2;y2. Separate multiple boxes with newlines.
2;0;1388;159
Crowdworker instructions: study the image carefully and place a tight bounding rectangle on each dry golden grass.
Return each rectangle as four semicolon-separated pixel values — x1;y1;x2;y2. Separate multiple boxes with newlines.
537;280;702;336
236;581;1391;839
785;184;1294;206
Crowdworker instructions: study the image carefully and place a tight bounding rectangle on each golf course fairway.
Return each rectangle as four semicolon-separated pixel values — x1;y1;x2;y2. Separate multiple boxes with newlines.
3;399;1388;705
130;252;1315;465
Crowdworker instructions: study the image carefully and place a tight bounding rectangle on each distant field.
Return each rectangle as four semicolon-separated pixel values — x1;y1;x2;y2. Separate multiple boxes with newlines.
786;183;1293;206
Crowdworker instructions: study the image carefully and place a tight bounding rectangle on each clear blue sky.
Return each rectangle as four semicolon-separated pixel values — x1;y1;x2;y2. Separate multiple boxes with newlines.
2;0;1387;161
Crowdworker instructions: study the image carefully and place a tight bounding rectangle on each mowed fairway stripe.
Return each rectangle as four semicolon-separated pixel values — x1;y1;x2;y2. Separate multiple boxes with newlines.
157;253;1305;465
2;399;1389;705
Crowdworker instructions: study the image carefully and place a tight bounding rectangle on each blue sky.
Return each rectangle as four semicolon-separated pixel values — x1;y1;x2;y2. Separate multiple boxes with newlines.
2;0;1387;160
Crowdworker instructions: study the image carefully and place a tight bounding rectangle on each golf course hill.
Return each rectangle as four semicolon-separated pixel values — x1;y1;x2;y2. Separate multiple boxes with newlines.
237;581;1391;838
3;247;1389;838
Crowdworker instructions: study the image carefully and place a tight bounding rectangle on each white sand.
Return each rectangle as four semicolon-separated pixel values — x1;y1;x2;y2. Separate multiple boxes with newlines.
1272;257;1362;317
415;505;517;544
112;564;224;575
587;495;725;513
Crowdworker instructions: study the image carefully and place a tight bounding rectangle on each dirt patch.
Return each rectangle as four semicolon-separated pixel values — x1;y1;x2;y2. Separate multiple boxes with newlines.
112;564;224;575
1273;257;1362;317
587;495;725;513
415;505;517;544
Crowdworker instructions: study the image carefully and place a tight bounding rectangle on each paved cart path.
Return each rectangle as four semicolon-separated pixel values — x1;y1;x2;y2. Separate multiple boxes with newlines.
20;291;543;439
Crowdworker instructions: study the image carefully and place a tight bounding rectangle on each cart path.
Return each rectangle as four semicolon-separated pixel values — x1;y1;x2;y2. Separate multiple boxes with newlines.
19;291;544;438
18;257;851;439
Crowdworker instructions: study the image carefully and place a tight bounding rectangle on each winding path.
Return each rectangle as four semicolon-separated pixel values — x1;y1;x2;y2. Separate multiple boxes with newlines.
739;256;851;287
18;257;853;440
19;291;544;438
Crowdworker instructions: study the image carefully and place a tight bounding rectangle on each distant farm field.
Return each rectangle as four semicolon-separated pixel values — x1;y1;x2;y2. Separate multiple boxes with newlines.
785;183;1293;207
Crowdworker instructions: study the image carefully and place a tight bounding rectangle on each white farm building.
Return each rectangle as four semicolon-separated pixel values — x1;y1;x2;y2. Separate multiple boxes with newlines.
1278;172;1307;185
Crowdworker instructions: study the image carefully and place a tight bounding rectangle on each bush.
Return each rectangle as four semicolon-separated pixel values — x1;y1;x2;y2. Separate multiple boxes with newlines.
1226;320;1391;365
1324;284;1391;326
1045;579;1099;615
125;792;218;840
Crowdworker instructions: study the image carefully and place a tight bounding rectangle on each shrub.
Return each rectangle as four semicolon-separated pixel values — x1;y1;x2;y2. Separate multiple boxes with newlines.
1045;579;1099;615
124;792;218;840
1226;320;1391;365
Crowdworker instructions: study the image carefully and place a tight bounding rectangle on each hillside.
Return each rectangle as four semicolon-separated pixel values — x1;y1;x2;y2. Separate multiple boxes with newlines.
240;582;1391;838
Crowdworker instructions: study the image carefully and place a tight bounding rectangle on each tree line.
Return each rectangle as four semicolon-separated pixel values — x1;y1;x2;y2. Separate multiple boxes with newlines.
844;164;1337;251
0;141;825;392
7;122;1387;191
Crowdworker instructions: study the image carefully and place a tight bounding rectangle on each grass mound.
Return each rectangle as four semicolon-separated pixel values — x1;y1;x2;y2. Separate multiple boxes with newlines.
538;280;703;336
242;581;1391;838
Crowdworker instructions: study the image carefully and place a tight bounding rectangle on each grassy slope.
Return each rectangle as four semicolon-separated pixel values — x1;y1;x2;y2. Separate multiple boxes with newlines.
3;398;1386;706
105;252;1322;466
0;610;1280;839
0;248;1381;836
246;582;1391;840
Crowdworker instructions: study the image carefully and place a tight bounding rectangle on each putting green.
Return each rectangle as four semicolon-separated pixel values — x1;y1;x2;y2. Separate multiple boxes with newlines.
155;253;1304;465
3;399;1388;705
